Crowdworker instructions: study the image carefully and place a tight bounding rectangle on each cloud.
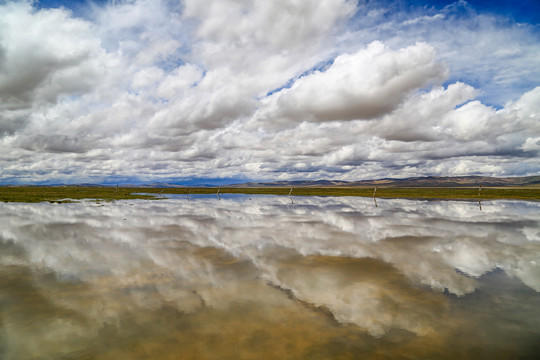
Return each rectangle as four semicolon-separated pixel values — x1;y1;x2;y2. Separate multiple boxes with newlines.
347;0;540;105
0;0;539;183
257;41;447;126
361;81;478;142
155;64;204;100
184;0;356;57
181;0;359;110
0;3;105;110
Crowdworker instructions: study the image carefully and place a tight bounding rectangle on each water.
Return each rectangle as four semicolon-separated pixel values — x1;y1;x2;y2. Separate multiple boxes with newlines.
1;195;539;359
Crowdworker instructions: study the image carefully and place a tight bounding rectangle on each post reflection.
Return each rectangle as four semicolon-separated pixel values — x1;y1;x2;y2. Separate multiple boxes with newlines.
0;196;539;359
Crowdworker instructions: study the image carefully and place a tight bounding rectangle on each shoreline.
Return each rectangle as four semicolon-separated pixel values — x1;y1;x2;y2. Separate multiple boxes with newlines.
1;186;539;203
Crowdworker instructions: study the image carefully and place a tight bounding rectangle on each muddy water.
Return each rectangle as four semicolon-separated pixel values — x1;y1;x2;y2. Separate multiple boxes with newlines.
1;195;539;359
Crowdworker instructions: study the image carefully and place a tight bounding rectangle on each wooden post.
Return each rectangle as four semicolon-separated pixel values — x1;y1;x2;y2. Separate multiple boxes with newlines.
478;184;482;211
289;187;293;204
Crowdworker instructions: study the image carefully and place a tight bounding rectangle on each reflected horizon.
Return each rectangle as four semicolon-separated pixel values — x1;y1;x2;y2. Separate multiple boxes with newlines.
1;195;539;359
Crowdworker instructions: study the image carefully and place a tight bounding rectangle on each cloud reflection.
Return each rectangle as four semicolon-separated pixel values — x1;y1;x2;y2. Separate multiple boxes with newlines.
0;196;539;358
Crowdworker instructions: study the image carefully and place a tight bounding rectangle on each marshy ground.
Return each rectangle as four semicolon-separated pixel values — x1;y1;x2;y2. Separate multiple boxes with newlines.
1;186;539;203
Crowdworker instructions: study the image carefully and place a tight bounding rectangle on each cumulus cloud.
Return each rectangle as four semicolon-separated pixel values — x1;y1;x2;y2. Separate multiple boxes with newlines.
0;0;538;183
155;64;203;100
365;82;478;142
184;0;356;69
257;41;447;126
0;3;104;110
347;0;540;105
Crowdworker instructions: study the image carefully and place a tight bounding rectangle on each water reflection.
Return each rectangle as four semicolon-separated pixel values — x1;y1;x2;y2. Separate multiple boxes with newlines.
1;196;539;359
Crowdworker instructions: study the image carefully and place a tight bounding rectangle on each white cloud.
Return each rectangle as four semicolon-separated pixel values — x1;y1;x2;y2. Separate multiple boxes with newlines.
131;66;165;90
184;0;358;97
156;64;204;100
184;0;356;52
346;1;540;105
0;3;105;111
0;0;539;183
365;81;478;142
402;13;445;26
257;41;446;126
522;137;540;152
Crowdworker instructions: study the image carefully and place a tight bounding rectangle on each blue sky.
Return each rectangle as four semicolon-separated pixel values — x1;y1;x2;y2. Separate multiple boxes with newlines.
0;0;539;185
368;0;540;23
458;0;540;23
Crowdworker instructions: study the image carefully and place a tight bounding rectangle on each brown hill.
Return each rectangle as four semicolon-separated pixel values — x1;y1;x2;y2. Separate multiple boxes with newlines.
232;176;540;188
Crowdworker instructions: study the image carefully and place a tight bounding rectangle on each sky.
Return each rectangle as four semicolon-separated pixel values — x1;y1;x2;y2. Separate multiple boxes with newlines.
0;0;539;185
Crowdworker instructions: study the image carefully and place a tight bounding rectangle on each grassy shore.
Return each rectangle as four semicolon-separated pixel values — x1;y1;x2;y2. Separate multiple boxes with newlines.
1;186;539;203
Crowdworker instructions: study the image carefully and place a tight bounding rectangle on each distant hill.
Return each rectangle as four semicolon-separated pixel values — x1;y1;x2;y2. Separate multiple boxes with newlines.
231;176;540;188
3;176;539;188
236;180;351;187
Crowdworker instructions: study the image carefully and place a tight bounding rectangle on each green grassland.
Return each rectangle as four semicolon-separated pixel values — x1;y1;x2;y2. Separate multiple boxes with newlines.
1;186;539;203
0;187;155;203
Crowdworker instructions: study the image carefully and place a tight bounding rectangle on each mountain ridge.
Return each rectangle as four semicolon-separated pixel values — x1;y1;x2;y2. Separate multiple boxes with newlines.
2;176;539;188
230;176;540;188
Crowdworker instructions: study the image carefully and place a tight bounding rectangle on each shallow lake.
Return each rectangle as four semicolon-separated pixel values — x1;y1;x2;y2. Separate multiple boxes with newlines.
1;195;539;359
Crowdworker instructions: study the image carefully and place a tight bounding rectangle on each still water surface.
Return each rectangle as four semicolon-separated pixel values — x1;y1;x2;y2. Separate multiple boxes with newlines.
1;195;539;359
